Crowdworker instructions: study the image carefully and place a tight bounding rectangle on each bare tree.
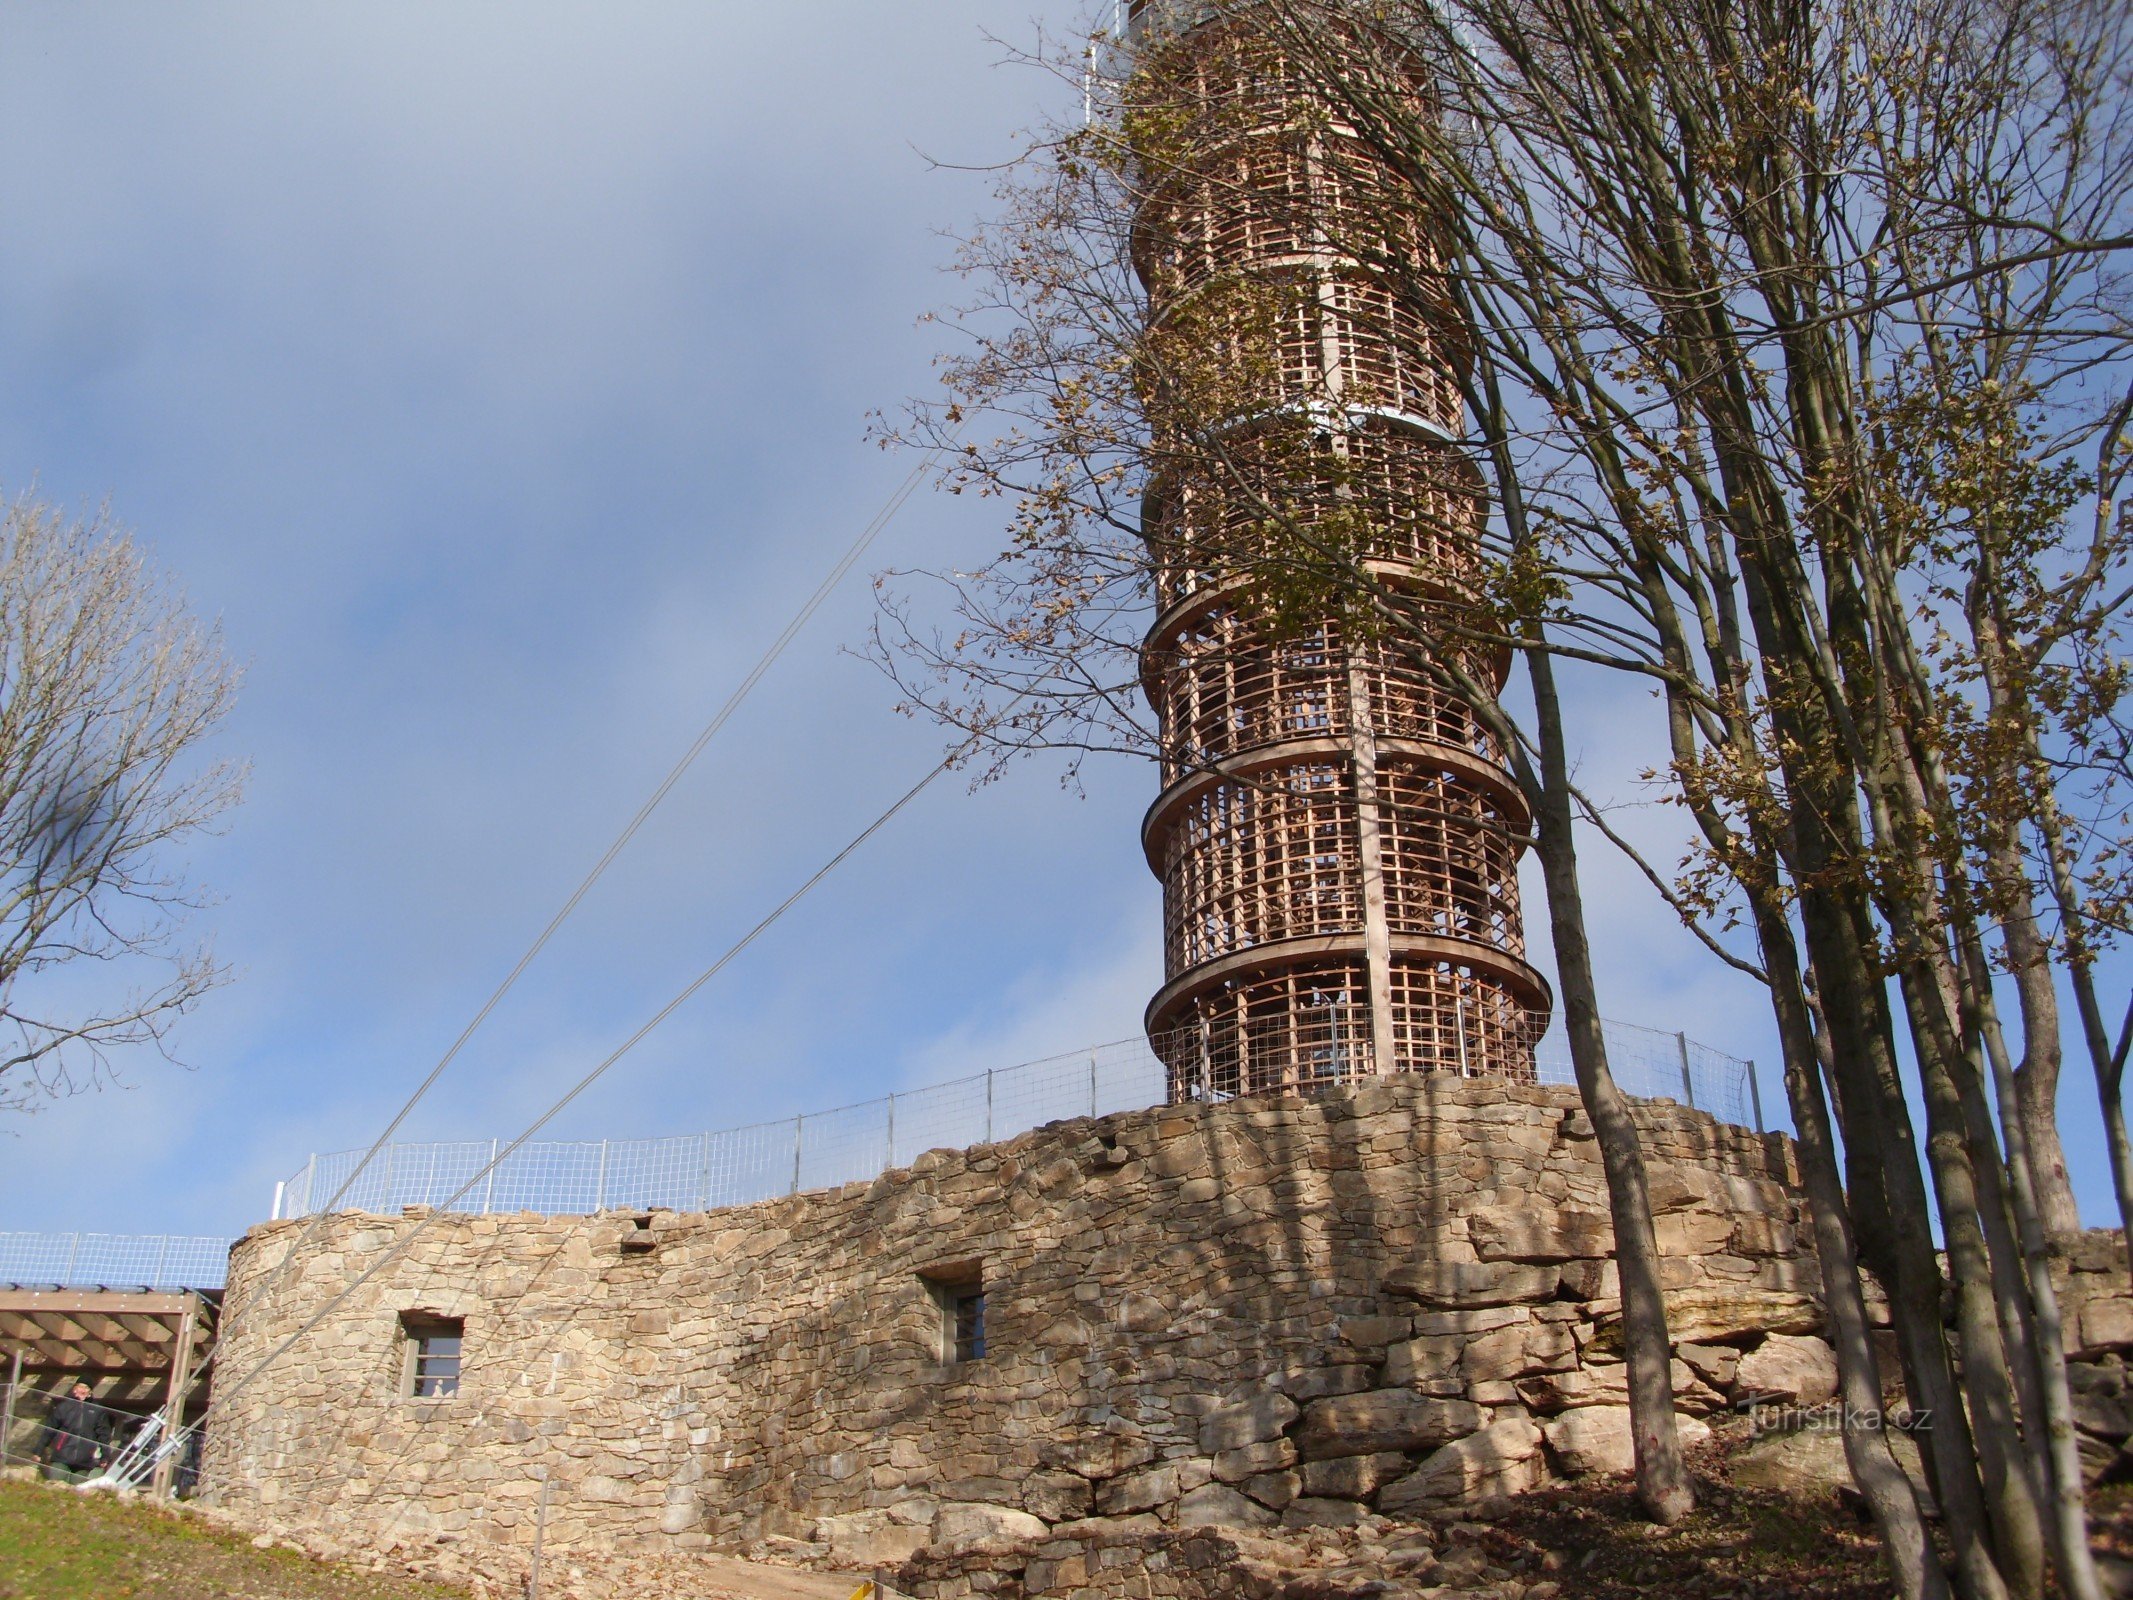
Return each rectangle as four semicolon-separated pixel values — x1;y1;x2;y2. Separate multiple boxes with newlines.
876;4;1703;1524
0;497;244;1112
1240;0;2132;1594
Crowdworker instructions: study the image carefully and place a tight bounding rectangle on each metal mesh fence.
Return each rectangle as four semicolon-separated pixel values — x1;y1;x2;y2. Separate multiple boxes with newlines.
276;1020;1761;1222
1533;1020;1763;1132
0;1233;230;1292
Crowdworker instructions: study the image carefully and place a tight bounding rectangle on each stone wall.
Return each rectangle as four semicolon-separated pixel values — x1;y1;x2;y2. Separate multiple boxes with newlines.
202;1076;1812;1575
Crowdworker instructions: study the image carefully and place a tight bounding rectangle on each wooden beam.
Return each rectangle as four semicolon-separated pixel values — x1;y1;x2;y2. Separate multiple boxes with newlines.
151;1293;201;1498
110;1314;176;1350
0;1290;196;1319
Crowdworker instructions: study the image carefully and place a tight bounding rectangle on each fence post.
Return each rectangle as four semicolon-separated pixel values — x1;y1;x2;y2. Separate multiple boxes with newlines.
792;1116;803;1195
595;1140;609;1212
2;1348;21;1464
151;1237;169;1291
1089;1050;1099;1118
381;1144;396;1210
63;1233;80;1284
529;1470;555;1600
985;1070;994;1143
483;1139;500;1215
301;1155;317;1217
697;1131;712;1211
270;1182;286;1223
1676;1032;1697;1109
887;1092;896;1168
1746;1059;1766;1133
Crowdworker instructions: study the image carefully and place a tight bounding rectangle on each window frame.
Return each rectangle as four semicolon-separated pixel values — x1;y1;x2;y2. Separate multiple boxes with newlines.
947;1285;987;1365
919;1262;987;1367
398;1313;465;1401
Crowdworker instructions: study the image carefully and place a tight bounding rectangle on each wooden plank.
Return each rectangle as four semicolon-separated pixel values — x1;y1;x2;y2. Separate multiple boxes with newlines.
152;1293;200;1499
0;1290;195;1319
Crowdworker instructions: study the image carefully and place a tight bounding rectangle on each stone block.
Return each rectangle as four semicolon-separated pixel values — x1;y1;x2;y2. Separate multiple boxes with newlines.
2080;1433;2129;1486
1514;1369;1599;1413
1407;1305;1529;1339
1592;1286;1824;1350
1676;1342;1741;1391
2081;1297;2133;1354
1276;1365;1375;1401
1462;1325;1536;1384
1378;1417;1544;1512
1557;1260;1620;1302
1382;1334;1464;1386
1023;1472;1093;1522
1527;1321;1579;1368
1735;1335;1839;1408
1339;1316;1411;1349
1211;1439;1298;1484
1729;1215;1797;1257
1656;1211;1737;1257
1175;1483;1278;1529
1282;1496;1370;1529
1115;1292;1171;1332
1198;1393;1300;1455
1097;1463;1181;1516
933;1502;1050;1552
818;1510;929;1566
2072;1384;2133;1442
1299;1451;1408;1500
1468;1205;1612;1263
1046;1432;1157;1480
1541;1406;1711;1477
1241;1470;1301;1511
1297;1391;1485;1460
1643;1168;1703;1213
1382;1260;1560;1308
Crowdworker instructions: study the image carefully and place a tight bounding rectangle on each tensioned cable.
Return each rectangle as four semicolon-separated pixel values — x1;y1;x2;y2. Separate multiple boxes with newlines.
223;451;940;1328
212;720;998;1411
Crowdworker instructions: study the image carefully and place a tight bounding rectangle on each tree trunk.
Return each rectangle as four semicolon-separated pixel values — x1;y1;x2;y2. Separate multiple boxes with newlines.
1989;839;2083;1237
1795;891;2010;1600
1958;926;2107;1600
1525;636;1692;1524
1764;914;1950;1600
1889;959;2047;1600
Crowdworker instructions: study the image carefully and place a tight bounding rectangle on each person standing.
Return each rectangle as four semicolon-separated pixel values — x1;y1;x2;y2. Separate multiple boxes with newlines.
40;1378;112;1483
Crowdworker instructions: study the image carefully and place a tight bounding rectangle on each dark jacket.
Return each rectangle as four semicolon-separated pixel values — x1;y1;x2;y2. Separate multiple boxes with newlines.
41;1393;112;1470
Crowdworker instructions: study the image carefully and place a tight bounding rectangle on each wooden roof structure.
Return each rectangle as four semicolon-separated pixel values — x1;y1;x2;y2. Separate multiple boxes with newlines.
0;1286;216;1399
1;1286;217;1497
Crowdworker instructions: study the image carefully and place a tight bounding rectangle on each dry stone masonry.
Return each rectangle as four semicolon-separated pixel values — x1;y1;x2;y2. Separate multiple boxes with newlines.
203;1077;1818;1585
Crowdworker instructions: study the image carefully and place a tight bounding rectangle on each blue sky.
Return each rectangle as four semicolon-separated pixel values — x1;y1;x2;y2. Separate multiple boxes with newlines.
0;4;2115;1242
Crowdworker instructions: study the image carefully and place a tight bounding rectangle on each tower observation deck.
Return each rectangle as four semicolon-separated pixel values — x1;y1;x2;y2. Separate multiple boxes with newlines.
1127;1;1553;1101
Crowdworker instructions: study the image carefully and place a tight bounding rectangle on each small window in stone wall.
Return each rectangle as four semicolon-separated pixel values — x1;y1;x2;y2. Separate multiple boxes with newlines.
951;1288;987;1363
920;1263;986;1365
400;1314;464;1399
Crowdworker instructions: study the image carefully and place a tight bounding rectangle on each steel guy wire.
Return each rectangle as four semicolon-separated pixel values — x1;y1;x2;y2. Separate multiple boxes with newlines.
221;449;941;1333
213;716;1003;1413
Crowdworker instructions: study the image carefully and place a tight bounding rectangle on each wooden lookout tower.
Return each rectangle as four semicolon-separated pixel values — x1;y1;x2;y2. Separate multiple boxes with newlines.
1128;0;1553;1100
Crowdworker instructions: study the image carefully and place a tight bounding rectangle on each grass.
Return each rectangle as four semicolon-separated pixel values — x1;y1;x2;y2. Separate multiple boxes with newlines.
0;1476;470;1600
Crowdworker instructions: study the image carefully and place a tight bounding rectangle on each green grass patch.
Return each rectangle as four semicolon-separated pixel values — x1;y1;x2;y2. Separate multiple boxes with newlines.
0;1477;469;1600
